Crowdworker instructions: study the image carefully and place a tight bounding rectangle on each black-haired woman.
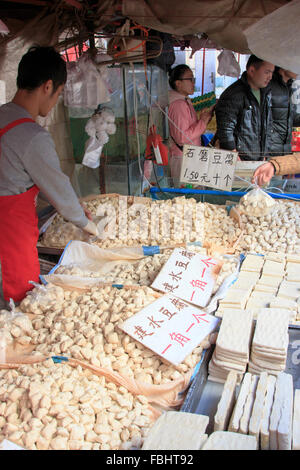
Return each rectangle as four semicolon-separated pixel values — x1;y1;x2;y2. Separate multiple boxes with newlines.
168;64;212;183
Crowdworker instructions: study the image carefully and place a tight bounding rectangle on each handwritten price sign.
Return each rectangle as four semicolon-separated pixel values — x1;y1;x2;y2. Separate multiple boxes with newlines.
180;145;238;191
119;294;219;366
151;247;219;308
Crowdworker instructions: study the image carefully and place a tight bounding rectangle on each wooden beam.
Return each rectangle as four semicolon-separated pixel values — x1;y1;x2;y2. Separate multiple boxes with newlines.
1;0;49;6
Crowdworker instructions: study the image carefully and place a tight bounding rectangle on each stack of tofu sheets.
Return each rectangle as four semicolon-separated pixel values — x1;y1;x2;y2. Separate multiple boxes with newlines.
208;309;254;383
248;308;290;375
213;370;297;450
216;252;300;325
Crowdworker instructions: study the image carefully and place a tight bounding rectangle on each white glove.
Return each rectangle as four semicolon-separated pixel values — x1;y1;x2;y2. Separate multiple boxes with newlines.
82;220;99;237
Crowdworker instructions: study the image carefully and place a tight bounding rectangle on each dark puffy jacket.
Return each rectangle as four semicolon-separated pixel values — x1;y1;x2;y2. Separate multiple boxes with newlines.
215;72;272;161
268;69;300;156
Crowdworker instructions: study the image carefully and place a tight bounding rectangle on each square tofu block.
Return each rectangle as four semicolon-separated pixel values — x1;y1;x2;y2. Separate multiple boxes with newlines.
201;431;257;450
261;260;285;277
142;411;209;450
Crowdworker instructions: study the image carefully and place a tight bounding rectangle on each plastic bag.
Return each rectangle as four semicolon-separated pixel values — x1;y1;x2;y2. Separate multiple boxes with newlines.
217;50;240;78
82;108;116;169
63;53;110;109
19;282;65;315
0;300;32;362
238;187;276;217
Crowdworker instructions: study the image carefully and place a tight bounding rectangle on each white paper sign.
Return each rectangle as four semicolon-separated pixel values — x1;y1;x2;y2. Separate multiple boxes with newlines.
180;145;238;191
151;247;219;308
119;293;219;365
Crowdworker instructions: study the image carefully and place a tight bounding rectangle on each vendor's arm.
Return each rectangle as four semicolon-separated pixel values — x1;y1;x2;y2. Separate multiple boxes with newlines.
23;131;89;228
252;153;300;185
168;100;211;146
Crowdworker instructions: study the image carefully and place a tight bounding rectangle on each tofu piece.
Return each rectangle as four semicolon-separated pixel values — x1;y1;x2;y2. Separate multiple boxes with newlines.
257;275;282;288
269;297;298;311
277;280;300;300
261;260;285;277
216;310;253;358
201;431;257;450
252;309;290;353
246;296;275;310
228;373;252;433
253;285;278;294
286;254;300;263
277;375;293;450
218;288;251;309
292;389;300;450
286;261;300;273
214;371;238;431
269;372;293;450
142;411;209;450
264;252;286;263
260;374;277;450
240;254;264;272
237;271;261;283
248;372;269;440
239;374;259;434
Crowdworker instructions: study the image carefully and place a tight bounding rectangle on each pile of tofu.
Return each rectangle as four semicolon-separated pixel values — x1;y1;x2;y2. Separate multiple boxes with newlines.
214;371;299;450
216;252;300;324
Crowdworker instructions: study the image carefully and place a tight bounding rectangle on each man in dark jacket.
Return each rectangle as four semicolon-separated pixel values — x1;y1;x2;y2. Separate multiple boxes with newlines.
268;67;300;156
215;55;274;160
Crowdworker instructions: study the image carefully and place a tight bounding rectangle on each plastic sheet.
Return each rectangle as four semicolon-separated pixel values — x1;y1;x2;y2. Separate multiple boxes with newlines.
63;53;111;111
217;50;240;78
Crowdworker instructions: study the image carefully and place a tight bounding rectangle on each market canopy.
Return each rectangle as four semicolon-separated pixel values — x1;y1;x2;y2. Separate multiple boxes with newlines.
0;0;300;72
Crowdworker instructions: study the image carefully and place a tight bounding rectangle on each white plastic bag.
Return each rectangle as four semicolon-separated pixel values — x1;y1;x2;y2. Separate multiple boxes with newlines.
63;53;111;109
82;108;116;169
217;50;240;78
238;187;276;217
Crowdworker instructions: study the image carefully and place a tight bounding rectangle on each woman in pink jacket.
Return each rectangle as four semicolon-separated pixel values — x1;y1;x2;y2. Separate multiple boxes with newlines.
168;64;213;183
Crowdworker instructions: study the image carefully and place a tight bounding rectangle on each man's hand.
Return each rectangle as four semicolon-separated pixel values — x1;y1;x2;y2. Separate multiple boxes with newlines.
82;220;99;237
81;203;93;221
252;161;275;186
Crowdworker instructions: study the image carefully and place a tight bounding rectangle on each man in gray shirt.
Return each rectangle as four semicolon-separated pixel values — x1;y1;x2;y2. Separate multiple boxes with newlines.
0;46;98;303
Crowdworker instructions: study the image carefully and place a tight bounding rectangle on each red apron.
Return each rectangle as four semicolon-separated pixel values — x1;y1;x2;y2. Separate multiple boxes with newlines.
0;118;40;302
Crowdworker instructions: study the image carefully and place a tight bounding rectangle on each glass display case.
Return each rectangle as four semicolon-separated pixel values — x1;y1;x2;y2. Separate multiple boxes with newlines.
69;63;169;197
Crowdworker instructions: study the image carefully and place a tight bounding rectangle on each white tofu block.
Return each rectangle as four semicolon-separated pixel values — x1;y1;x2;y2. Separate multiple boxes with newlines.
201;431;257;450
237;271;261;283
239;374;259;434
262;260;285;277
248;372;269;440
269;298;298;311
286;254;300;263
264;252;286;263
269;372;293;451
214;371;238;431
260;374;277;450
142;411;209;450
253;285;278;294
216;310;253;357
252;309;290;352
228;373;252;433
292;389;300;450
218;288;251;309
277;374;293;450
257;275;282;287
246;297;275;310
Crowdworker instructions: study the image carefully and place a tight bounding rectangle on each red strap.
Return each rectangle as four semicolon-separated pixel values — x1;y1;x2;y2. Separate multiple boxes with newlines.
0;118;35;137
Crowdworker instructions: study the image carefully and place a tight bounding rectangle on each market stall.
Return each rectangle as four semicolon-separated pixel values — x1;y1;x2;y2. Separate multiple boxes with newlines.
0;0;300;453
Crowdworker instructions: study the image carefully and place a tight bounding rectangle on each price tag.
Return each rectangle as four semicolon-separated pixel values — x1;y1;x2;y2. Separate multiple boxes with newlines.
119;294;219;366
180;145;238;191
151;247;220;308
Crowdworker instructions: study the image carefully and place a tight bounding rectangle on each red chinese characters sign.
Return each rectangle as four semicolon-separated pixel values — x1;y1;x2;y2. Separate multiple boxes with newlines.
151;248;220;308
119;294;219;366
